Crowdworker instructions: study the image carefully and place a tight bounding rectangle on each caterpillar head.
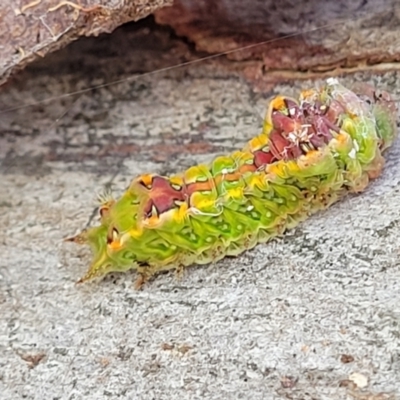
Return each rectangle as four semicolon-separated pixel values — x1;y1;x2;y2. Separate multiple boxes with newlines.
352;83;398;151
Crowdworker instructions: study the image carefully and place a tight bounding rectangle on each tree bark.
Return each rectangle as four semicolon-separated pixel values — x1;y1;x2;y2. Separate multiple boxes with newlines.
155;0;400;88
0;0;172;85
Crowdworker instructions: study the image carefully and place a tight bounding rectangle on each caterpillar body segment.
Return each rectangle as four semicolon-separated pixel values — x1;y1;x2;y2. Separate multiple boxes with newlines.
68;79;397;285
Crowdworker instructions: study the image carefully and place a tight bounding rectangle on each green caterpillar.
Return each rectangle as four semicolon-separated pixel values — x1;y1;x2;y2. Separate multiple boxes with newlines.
67;79;397;287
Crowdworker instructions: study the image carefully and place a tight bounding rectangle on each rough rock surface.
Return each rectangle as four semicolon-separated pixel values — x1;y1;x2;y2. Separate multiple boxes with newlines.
156;0;400;87
1;22;400;400
0;0;172;85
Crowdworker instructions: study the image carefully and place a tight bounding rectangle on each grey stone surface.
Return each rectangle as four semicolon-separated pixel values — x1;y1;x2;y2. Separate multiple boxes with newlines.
1;24;400;400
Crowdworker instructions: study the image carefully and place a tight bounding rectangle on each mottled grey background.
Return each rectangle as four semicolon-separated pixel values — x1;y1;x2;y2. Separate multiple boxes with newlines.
1;22;399;400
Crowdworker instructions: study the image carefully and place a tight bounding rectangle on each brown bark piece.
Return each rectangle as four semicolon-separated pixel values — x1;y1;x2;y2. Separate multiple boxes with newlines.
155;0;400;87
0;0;172;85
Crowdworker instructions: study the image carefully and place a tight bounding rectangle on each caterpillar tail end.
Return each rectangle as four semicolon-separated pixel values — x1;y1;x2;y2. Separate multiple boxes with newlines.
64;230;111;284
64;230;88;245
76;252;111;284
76;252;141;284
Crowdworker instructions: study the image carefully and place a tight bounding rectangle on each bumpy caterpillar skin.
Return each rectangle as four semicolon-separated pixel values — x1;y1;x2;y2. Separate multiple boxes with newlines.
68;79;397;285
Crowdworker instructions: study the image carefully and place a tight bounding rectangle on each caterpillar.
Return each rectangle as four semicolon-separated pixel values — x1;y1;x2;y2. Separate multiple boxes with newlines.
67;78;397;287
